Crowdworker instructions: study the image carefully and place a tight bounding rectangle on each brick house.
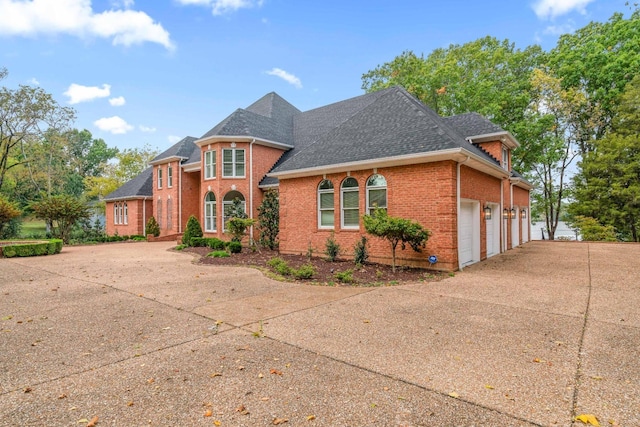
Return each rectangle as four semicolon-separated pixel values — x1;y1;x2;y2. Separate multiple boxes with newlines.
105;86;532;270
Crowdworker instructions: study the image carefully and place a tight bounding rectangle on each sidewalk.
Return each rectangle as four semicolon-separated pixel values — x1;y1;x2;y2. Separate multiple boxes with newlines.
1;241;638;426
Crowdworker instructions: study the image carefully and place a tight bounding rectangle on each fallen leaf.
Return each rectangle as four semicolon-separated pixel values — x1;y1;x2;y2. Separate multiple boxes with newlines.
23;387;32;393
533;358;542;363
608;420;619;426
210;372;223;378
363;319;370;323
484;385;494;390
146;378;155;384
204;409;213;417
270;369;283;376
58;393;68;399
213;421;221;426
575;414;600;426
86;416;99;427
591;376;603;380
272;418;288;425
448;392;459;398
236;404;249;415
306;415;316;421
258;373;264;379
1;315;13;321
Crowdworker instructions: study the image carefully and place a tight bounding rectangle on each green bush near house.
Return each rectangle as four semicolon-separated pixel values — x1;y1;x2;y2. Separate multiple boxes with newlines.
293;263;316;279
334;269;355;283
208;250;230;258
227;241;242;254
146;216;160;237
0;239;63;258
182;215;203;245
207;238;226;250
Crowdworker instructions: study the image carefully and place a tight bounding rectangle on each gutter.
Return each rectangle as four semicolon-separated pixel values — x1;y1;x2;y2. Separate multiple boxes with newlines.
249;138;256;245
457;156;471;271
178;162;182;233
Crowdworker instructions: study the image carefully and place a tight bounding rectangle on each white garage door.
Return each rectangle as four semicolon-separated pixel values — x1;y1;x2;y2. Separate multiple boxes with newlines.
460;202;474;266
486;204;500;257
512;208;520;248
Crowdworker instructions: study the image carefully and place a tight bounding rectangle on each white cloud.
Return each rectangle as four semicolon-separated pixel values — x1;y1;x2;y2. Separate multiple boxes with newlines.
543;22;575;35
532;0;595;20
111;0;134;8
0;0;174;50
265;68;302;89
109;96;126;106
27;77;40;85
168;135;182;143
176;0;263;16
139;125;156;133
64;83;111;104
94;116;134;134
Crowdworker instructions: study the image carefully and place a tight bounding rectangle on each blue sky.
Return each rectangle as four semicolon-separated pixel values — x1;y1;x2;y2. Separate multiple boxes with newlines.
0;0;628;153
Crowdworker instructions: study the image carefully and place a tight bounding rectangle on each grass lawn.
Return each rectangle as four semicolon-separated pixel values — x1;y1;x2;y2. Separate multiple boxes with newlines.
20;219;47;238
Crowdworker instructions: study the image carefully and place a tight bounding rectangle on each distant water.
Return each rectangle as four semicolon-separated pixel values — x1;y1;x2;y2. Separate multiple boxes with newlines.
531;221;580;240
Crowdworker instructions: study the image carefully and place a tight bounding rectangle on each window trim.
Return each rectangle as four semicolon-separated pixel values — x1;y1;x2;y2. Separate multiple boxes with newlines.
341;177;360;230
317;179;335;229
222;148;246;178
222;191;246;232
204;150;216;180
157;167;163;189
366;174;387;215
123;202;128;225
204;192;217;232
167;164;173;188
502;146;509;170
114;203;119;225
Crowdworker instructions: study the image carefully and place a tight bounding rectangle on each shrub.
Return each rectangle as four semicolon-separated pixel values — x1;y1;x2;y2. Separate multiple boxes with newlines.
0;196;22;237
1;239;63;258
325;232;340;261
207;238;226;250
182;215;203;245
227;241;242;254
208;250;230;258
334;269;354;283
227;217;256;243
354;235;369;266
175;244;187;251
190;237;208;247
267;257;292;276
258;189;279;249
568;216;617;241
293;263;316;279
146;216;160;237
30;195;90;243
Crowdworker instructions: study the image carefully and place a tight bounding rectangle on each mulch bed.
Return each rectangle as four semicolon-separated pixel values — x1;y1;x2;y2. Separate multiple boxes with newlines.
182;246;446;286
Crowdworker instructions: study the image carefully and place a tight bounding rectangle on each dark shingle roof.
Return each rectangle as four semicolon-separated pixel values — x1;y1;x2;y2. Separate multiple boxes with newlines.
151;136;198;163
443;112;504;138
104;167;153;201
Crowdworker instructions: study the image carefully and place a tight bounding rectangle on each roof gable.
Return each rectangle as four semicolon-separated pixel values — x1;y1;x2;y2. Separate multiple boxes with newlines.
104;167;153;201
151;136;198;163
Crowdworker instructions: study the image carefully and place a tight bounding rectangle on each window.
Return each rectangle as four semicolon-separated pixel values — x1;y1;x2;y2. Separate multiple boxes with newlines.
157;167;163;188
366;174;387;214
222;149;245;178
167;164;173;187
204;192;216;232
123;202;128;225
318;179;334;228
222;190;245;231
204;150;216;179
166;199;172;230
119;203;124;226
114;203;119;225
341;177;359;229
502;147;509;170
157;199;163;229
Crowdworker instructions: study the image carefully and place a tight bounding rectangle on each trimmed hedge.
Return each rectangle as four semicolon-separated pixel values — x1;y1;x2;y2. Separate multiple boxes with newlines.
0;239;63;258
190;237;227;250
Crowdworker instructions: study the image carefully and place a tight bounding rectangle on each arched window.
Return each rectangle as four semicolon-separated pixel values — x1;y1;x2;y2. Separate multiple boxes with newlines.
318;179;334;229
166;199;172;230
204;192;216;232
366;174;387;214
119;202;124;226
123;202;128;225
157;199;163;229
114;203;119;225
341;177;359;229
223;191;245;231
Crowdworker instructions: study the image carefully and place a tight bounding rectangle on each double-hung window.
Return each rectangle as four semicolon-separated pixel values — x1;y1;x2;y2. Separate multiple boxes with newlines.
222;149;245;178
204;192;216;232
502;147;509;170
204;150;216;179
318;180;334;228
167;165;173;187
157;167;163;189
341;177;359;229
123;202;128;225
366;174;387;214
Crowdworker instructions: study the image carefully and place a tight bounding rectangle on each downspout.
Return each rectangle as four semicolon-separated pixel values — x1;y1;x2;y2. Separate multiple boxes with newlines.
457;156;470;271
142;197;148;236
510;180;515;248
249;138;256;245
500;179;505;253
178;162;182;233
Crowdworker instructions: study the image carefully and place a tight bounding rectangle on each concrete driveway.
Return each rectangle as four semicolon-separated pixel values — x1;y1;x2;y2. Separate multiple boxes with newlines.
1;241;638;426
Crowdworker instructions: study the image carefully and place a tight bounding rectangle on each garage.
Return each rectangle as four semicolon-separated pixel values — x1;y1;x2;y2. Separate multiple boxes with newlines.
459;201;480;267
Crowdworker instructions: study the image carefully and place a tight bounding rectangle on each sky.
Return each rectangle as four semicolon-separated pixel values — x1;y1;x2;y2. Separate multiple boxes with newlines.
0;0;630;153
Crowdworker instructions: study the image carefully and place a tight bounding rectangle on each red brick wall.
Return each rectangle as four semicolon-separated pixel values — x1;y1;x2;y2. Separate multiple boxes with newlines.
153;162;181;236
513;185;530;245
278;161;461;270
180;169;201;232
105;199;151;236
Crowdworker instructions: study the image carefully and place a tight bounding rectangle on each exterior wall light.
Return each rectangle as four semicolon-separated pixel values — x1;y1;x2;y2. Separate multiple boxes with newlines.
510;208;516;219
484;205;492;220
503;208;509;220
521;209;527;219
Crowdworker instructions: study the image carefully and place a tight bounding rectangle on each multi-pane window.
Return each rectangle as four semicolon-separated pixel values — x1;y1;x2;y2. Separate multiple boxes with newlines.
114;203;119;224
167;164;173;187
119;203;124;225
157;167;163;188
502;147;509;170
123;202;128;225
318;179;334;228
204;192;216;232
341;177;359;229
222;190;245;231
204;150;216;179
166;199;172;230
366;174;387;214
222;149;245;178
157;199;163;229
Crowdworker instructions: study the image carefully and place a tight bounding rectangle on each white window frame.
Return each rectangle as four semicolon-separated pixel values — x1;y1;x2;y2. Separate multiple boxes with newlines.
502;147;509;170
114;203;119;225
123;202;128;225
222;148;245;178
318;180;334;229
366;174;387;215
204;192;217;232
119;203;124;226
167;164;173;188
204;150;216;180
222;191;246;231
157;167;163;189
341;177;360;230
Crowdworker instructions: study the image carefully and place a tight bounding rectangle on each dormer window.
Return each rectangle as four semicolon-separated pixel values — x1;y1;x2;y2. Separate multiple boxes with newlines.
502;147;509;170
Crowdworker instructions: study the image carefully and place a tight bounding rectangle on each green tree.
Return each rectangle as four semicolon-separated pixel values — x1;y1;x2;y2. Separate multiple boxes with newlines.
182;215;203;245
0;195;21;236
30;195;90;243
0;68;76;193
567;216;617;242
226;217;256;243
570;75;640;241
146;216;160;238
363;208;430;272
257;189;279;249
63;129;118;197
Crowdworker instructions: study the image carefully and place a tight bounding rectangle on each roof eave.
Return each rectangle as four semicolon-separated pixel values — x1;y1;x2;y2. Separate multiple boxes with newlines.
195;135;293;150
467;131;520;149
182;162;201;172
510;176;535;190
148;155;187;165
104;195;152;202
269;148;509;180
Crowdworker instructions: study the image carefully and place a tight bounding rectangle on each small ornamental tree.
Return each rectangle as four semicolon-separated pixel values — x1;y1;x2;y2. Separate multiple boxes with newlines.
363;208;430;272
182;215;203;245
146;216;160;237
258;189;279;249
30;195;90;243
0;195;21;236
227;217;256;243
